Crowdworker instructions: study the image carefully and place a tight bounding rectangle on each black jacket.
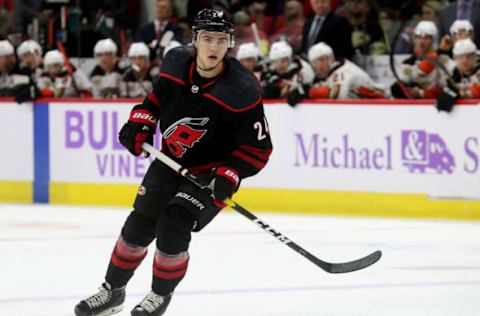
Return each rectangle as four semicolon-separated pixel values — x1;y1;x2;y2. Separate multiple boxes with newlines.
301;12;353;60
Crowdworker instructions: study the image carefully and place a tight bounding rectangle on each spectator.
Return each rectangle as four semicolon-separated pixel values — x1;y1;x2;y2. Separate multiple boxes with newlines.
0;40;17;96
37;50;92;98
269;0;305;53
369;7;401;54
289;42;385;106
450;38;480;98
0;1;12;38
65;1;135;58
90;38;124;98
12;0;42;36
390;21;445;99
421;1;442;22
121;42;158;98
336;0;383;57
233;10;269;55
261;40;314;98
248;1;285;36
136;0;182;59
437;0;480;47
236;42;263;79
439;19;474;56
301;0;353;60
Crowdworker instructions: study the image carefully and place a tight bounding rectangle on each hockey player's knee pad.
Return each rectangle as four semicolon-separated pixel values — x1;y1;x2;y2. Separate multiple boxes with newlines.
111;235;148;270
153;249;189;280
168;181;221;232
121;210;156;246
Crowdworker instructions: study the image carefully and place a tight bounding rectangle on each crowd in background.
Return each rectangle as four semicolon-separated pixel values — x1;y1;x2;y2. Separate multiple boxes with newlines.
1;0;480;110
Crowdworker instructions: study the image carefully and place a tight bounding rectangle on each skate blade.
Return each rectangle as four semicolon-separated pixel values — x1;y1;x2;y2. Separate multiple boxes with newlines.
97;304;123;316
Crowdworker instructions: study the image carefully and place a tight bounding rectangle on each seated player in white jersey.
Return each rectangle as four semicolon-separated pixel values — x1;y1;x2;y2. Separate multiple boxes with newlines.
90;38;125;98
121;42;159;98
236;42;263;79
37;49;92;98
436;38;480;112
287;42;385;106
261;40;314;98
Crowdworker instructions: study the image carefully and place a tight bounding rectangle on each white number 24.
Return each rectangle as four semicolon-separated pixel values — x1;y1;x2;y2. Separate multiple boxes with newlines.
253;117;269;141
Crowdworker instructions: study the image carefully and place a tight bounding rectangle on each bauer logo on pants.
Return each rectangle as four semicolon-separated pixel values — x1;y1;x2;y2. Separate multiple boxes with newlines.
175;192;206;210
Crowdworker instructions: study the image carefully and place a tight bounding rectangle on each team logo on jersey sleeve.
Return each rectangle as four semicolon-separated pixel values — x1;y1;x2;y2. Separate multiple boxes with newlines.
163;117;209;158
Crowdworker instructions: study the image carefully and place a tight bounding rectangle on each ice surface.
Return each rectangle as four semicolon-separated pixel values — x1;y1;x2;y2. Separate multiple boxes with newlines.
1;203;479;316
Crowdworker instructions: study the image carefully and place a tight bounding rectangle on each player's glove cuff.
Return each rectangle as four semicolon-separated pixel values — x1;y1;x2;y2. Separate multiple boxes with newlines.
211;167;240;208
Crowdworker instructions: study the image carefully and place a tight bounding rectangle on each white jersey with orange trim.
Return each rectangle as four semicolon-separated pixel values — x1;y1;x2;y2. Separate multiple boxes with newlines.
309;59;386;99
398;53;447;89
37;68;92;97
90;62;125;98
451;63;480;98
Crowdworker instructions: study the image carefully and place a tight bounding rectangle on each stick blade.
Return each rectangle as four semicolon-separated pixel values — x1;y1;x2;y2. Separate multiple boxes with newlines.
319;250;382;274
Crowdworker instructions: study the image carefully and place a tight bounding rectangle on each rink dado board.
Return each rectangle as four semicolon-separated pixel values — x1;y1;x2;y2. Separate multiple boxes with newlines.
1;98;480;220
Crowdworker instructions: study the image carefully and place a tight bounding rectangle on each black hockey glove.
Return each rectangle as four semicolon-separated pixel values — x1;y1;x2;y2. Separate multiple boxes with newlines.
287;89;306;107
201;167;240;208
14;84;38;104
119;106;158;156
436;83;459;113
390;82;412;99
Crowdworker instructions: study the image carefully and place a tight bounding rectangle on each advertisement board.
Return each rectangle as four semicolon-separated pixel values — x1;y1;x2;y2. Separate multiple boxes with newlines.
0;102;33;181
48;101;480;200
49;102;162;184
247;103;480;200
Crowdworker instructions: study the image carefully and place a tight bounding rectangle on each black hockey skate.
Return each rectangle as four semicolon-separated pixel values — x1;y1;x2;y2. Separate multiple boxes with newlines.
74;282;125;316
131;291;172;316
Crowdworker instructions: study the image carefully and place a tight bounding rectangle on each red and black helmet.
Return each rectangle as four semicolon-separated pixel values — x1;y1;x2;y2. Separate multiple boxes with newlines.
192;9;235;48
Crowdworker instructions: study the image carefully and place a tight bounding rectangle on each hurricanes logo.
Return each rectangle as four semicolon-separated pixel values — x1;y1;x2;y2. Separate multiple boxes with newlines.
164;117;209;158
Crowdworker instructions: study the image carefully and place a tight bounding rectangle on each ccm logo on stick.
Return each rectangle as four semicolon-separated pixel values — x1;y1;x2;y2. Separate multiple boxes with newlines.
253;219;291;244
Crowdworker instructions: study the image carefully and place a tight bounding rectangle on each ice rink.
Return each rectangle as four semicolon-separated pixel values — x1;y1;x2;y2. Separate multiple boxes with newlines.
1;203;479;316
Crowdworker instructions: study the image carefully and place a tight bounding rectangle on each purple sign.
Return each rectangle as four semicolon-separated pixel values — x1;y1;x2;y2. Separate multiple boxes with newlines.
401;130;455;174
294;133;393;170
64;110;161;179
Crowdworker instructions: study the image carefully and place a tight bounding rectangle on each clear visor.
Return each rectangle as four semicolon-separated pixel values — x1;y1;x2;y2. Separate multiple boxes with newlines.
195;31;234;48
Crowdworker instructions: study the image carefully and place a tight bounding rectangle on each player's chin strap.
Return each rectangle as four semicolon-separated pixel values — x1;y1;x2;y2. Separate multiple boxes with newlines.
141;142;382;274
197;63;218;72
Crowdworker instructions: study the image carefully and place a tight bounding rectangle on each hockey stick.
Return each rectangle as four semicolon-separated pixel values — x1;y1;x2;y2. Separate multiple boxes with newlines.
141;143;382;273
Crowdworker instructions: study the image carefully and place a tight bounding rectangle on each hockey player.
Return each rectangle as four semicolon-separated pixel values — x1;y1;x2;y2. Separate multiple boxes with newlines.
37;49;92;98
14;39;43;103
236;42;262;78
121;42;159;98
439;20;474;57
16;39;43;78
261;40;314;98
450;39;480;98
0;40;18;96
391;21;446;99
435;38;480;112
287;42;385;106
304;42;385;100
75;9;272;316
90;38;124;98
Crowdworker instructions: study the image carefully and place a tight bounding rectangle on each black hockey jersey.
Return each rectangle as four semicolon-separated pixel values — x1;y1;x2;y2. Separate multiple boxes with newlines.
135;47;273;179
